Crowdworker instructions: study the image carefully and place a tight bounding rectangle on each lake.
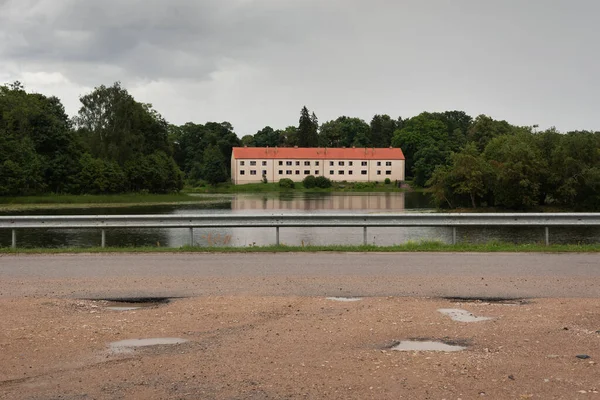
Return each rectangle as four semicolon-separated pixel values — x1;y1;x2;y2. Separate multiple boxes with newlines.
1;192;599;248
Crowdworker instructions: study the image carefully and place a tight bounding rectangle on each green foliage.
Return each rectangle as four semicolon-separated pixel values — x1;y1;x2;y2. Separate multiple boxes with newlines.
319;116;371;148
384;178;391;184
370;115;398;147
484;133;546;209
298;106;318;147
279;178;295;189
303;175;317;188
201;145;228;186
314;176;332;188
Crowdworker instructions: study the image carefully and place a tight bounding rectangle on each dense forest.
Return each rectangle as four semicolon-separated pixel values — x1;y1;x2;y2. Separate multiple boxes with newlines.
1;82;599;210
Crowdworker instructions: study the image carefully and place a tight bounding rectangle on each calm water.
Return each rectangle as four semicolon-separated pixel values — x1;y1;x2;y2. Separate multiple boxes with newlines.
1;192;599;248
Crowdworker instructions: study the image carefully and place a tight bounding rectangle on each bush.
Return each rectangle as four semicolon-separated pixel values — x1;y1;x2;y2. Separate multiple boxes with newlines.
384;178;391;185
279;178;295;189
353;182;376;190
303;175;317;189
314;176;332;188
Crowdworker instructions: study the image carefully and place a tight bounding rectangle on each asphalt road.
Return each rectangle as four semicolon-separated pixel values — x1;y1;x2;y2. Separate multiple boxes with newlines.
0;252;599;299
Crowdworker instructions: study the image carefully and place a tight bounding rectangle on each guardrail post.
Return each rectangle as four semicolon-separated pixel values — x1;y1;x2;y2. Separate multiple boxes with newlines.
545;226;550;246
275;226;280;246
101;229;106;248
189;227;194;247
11;229;16;249
363;226;367;246
452;227;457;245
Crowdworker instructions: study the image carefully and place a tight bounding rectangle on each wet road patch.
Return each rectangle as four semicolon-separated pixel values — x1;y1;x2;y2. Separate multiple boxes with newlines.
109;338;189;354
390;340;467;352
438;308;493;322
326;297;362;302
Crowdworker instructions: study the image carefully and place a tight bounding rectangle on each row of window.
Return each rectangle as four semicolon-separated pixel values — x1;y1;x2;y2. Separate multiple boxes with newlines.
239;170;393;176
240;160;394;167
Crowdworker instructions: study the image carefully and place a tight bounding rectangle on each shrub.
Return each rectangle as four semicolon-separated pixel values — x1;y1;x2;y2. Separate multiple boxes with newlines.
384;178;391;184
279;178;295;189
303;175;317;189
314;176;332;188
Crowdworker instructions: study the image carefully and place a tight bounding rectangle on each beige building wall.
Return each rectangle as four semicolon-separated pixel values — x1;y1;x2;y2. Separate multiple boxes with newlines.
231;156;405;184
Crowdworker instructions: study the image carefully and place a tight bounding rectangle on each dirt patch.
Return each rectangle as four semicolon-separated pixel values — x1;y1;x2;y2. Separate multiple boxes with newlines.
1;296;599;399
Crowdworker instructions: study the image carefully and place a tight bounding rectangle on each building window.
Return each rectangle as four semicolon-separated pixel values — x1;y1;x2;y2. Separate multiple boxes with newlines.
386;161;392;166
295;170;300;175
286;161;292;166
295;161;300;166
361;161;367;166
377;170;382;175
315;171;320;175
240;170;245;175
262;161;267;166
304;170;310;175
304;161;310;166
386;171;392;175
339;170;344;175
349;161;353;166
330;170;334;175
279;161;283;166
250;161;256;166
286;170;292;175
377;161;382;166
279;170;283;175
339;161;345;166
262;170;267;176
348;170;353;175
240;161;245;166
361;170;367;175
250;170;257;175
315;161;320;166
330;161;334;166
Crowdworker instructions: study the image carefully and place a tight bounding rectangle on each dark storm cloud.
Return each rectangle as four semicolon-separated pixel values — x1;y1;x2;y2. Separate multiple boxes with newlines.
1;0;599;134
0;0;330;83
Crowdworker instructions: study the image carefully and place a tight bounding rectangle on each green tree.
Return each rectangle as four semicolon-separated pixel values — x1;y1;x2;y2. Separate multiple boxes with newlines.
253;126;280;147
75;82;171;165
484;133;546;209
201;145;228;185
319;117;371;148
370;114;398;147
392;112;449;182
298;106;318;147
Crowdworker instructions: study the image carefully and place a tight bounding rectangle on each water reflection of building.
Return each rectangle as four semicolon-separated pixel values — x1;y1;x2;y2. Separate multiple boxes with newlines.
231;193;405;211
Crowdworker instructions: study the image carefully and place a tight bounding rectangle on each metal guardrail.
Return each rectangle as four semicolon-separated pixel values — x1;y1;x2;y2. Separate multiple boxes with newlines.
1;213;599;248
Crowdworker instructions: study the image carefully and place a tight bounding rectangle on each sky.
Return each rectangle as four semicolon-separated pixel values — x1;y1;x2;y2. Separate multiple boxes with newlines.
1;0;599;137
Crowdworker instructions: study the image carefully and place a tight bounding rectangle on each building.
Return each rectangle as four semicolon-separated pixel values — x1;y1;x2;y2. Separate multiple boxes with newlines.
231;147;405;185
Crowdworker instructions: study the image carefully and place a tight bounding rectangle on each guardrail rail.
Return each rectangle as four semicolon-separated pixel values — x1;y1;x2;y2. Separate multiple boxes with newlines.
2;213;600;248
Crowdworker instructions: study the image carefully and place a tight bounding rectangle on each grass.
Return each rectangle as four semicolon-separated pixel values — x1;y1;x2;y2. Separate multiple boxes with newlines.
2;241;599;254
187;181;408;194
0;193;225;211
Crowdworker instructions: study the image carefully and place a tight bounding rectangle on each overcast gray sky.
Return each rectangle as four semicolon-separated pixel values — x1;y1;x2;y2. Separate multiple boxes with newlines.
1;0;598;136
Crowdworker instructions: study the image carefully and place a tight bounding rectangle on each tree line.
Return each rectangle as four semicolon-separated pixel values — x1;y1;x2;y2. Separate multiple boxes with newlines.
1;82;599;209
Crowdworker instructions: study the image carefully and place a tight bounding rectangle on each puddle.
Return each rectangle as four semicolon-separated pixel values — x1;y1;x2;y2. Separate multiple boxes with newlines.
326;297;362;302
438;308;493;322
442;297;529;305
390;340;466;352
90;297;172;311
109;338;189;354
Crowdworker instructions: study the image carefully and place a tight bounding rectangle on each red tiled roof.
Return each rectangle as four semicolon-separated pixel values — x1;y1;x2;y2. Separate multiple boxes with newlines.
232;147;405;160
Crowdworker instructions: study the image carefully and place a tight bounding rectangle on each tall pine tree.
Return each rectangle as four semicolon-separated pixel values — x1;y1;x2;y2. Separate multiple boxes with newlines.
297;106;318;147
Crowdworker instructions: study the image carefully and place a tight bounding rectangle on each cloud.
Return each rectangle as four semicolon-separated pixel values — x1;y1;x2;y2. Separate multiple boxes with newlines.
1;0;599;135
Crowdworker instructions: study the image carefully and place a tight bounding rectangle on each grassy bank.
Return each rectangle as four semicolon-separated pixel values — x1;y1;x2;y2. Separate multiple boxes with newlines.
2;241;599;254
0;193;225;211
187;181;410;194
